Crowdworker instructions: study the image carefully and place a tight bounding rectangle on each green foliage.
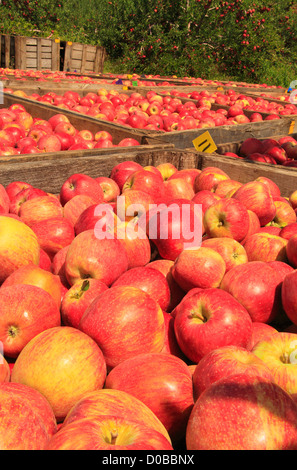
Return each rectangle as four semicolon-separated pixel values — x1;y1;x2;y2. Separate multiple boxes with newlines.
1;0;297;87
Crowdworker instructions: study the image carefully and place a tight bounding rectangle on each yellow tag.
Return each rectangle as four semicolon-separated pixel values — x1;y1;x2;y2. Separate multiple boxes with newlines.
54;38;60;43
289;120;295;134
122;86;128;90
192;131;217;153
217;86;224;91
127;74;132;79
67;41;73;46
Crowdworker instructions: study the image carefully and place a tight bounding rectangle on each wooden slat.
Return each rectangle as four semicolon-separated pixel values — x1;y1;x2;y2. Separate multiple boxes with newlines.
4;35;10;68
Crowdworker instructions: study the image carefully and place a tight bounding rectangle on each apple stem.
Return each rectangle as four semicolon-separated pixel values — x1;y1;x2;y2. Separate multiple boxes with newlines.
110;429;118;445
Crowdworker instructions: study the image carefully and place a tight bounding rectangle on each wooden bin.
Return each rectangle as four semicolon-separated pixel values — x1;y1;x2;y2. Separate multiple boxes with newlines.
197;136;297;197
63;42;106;74
0;148;200;194
14;36;60;71
0;92;174;164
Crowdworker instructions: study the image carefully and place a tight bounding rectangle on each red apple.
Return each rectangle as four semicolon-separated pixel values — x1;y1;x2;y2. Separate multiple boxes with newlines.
104;352;194;443
232;181;276;226
156;163;178;181
220;261;283;323
191;189;220;214
11;326;107;422
201;237;248;271
112;266;171;312
173;288;252;364
186;373;297;450
147;199;203;260
271;200;297;227
243;232;288;263
203;197;250;242
146;259;185;312
65;230;129;286
282;269;297;324
192;345;275;400
45;414;173;450
280;222;297;240
60;173;104;206
163;178;195;202
63;194;99;227
9;186;48;215
61;278;109;328
1;263;63;308
246;322;279;351
0;284;61;358
19;195;63;227
0;216;40;283
31;216;75;259
122;169;165;204
214;179;242;198
172;246;226;291
61;388;171;443
194;166;230;192
168;168;201;190
112;220;152;269
95;176;120;203
110;160;143;191
0;382;57;450
79;285;165;370
252;332;297;403
37;134;62;153
74;202;117;235
239;138;264;157
5;181;33;201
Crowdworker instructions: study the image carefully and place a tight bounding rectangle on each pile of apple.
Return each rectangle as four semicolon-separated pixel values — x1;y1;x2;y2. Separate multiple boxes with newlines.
0;105;141;156
2;160;297;450
223;135;297;167
4;86;284;132
170;87;297;117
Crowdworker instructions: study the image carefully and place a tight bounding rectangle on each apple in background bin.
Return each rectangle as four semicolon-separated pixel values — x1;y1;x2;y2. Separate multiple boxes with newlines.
11;326;107;422
186;373;297;450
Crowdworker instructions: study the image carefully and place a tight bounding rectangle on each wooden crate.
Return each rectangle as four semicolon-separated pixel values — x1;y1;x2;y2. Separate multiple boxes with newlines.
0;92;174;162
14;36;60;71
145;116;297;150
63;42;106;74
0;35;13;68
197;136;297;197
0;148;200;194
